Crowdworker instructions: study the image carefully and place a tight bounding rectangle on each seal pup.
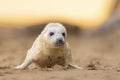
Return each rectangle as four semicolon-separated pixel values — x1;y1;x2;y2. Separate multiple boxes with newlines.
15;23;82;69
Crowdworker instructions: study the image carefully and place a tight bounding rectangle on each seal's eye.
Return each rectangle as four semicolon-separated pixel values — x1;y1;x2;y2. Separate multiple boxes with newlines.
49;32;54;36
62;33;65;37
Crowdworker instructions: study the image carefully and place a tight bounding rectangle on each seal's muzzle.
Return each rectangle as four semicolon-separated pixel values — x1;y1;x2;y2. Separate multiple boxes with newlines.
56;38;64;45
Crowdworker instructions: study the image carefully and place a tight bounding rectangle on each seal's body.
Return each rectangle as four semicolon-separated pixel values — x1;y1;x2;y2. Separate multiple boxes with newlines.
15;23;82;69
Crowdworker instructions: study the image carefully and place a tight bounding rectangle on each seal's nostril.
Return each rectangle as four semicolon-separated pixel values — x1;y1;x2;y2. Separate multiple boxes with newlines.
56;39;64;44
59;39;63;43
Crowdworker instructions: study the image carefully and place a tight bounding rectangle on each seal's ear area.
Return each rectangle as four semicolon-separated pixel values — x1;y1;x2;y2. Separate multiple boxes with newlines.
40;23;55;35
60;26;67;38
63;29;67;38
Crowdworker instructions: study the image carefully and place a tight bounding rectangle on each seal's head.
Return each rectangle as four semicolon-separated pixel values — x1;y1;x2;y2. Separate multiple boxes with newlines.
41;23;67;47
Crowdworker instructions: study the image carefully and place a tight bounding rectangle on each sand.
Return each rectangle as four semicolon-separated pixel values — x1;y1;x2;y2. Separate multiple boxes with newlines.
0;26;120;80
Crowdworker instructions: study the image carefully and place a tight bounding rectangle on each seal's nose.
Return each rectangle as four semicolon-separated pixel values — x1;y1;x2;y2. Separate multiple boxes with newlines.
56;39;64;45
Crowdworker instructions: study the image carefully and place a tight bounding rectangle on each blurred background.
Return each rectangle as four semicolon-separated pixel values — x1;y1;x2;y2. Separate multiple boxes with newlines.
0;0;120;73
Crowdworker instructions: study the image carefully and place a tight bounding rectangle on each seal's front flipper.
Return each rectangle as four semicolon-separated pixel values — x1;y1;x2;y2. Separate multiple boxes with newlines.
68;64;83;69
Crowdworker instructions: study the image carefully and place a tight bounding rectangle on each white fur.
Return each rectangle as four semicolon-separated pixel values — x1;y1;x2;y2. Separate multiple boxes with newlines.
15;23;82;69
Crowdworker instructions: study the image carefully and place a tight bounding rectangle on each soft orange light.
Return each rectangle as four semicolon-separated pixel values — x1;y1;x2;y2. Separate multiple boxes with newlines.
0;0;116;28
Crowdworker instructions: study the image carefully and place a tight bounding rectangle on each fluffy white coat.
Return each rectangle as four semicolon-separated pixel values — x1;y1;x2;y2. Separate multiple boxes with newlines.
15;23;82;69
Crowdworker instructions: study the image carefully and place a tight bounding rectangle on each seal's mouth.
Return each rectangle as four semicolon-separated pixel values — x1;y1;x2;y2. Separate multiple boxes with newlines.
55;43;64;47
49;44;64;49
